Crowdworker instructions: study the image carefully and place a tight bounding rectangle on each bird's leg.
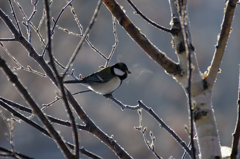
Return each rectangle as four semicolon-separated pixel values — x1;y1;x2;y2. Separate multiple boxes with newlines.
103;93;113;99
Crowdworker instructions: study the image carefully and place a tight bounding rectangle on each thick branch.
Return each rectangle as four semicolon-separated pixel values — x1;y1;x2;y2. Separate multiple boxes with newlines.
169;1;222;159
103;0;181;75
206;0;238;87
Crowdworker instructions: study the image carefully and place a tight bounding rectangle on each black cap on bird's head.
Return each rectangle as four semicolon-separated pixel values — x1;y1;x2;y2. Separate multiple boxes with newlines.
111;62;131;80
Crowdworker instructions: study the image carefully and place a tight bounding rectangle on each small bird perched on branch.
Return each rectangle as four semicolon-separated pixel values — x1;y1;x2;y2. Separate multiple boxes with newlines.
64;62;131;96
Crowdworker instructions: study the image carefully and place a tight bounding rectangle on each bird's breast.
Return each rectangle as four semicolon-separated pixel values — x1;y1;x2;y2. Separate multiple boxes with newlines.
88;77;121;95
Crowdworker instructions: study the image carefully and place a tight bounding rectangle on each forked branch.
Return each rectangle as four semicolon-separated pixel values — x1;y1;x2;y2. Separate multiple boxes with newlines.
108;95;192;157
103;0;181;75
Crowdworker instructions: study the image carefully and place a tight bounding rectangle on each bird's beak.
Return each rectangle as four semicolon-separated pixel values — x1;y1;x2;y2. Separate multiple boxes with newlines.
128;70;131;74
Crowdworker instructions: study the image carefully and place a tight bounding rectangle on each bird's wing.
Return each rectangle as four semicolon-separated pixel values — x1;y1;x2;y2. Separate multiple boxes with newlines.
64;66;114;84
82;67;114;84
82;74;107;83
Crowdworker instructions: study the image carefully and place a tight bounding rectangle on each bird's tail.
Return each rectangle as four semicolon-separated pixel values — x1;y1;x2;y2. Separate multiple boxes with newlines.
64;80;83;84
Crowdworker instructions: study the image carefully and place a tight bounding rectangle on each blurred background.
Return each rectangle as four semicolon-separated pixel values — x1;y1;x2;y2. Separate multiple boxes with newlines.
0;0;239;158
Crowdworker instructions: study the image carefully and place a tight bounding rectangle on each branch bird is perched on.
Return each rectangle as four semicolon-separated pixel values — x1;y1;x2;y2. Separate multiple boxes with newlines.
64;62;131;96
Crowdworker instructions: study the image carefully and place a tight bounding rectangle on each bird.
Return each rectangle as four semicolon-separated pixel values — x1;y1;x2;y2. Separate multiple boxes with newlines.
64;62;131;96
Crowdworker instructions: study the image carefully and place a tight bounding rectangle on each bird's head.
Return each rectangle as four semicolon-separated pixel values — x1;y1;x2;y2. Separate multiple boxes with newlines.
111;62;131;80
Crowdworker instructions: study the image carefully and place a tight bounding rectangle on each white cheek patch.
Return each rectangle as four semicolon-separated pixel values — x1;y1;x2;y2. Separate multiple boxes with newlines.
114;68;125;76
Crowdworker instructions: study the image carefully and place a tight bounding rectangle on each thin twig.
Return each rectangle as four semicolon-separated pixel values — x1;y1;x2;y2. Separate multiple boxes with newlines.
66;0;83;34
0;38;16;41
126;0;171;33
0;147;34;159
135;109;162;159
56;25;108;61
181;141;191;159
8;0;22;35
0;112;16;152
105;16;118;67
36;10;46;46
65;0;107;60
42;90;92;109
230;66;240;159
26;0;38;42
0;42;46;77
10;0;45;45
51;0;73;34
63;0;102;77
86;36;108;60
107;95;192;157
54;0;112;62
14;0;38;42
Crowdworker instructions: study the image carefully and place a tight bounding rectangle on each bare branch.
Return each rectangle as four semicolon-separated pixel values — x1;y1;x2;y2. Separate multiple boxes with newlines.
230;66;240;159
67;1;108;60
15;0;39;42
56;25;108;61
105;16;118;67
0;56;73;158
135;109;162;159
0;113;16;152
0;42;46;77
63;0;102;77
42;90;92;108
127;0;171;33
107;95;192;157
55;1;108;61
206;0;239;87
8;0;22;35
51;0;73;34
0;38;16;41
0;99;103;159
103;0;181;75
0;96;87;131
0;147;34;159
